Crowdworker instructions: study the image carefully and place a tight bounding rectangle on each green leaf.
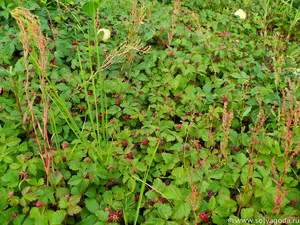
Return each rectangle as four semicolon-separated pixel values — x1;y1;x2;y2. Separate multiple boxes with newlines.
208;197;216;211
171;202;191;220
67;205;82;216
85;198;99;213
241;208;254;219
164;185;182;200
59;197;68;209
48;210;66;225
49;171;63;187
68;194;81;206
157;203;172;220
1;169;19;187
236;153;248;168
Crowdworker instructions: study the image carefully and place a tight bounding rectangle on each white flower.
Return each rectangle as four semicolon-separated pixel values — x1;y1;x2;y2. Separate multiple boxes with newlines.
97;28;111;42
234;9;246;19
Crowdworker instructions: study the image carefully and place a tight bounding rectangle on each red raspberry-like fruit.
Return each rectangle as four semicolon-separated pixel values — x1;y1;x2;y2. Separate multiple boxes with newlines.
211;165;218;170
80;106;85;111
233;146;239;152
292;160;298;167
221;97;227;102
127;154;133;159
135;195;139;202
139;90;143;94
199;211;208;223
62;156;66;162
233;196;238;202
183;145;190;151
109;178;115;184
36;201;44;208
34;97;41;103
115;93;120;98
124;115;131;121
177;124;181;129
116;100;121;106
159;141;164;146
11;212;18;218
159;197;167;203
185;112;191;116
142;139;149;145
115;210;123;217
198;144;202;149
291;199;298;206
122;140;127;146
147;200;154;206
82;60;87;63
162;41;166;45
61;78;66;83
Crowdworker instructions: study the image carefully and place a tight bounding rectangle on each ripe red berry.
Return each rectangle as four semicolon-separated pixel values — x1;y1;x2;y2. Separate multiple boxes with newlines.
233;196;238;202
199;211;208;223
221;97;227;102
198;144;202;149
207;190;214;200
139;90;143;94
147;200;154;206
159;141;164;146
82;60;87;63
11;212;18;218
122;140;127;146
177;124;181;129
162;40;166;45
115;93;120;98
211;165;218;170
115;209;123;217
135;195;139;202
127;154;133;159
62;156;66;162
104;16;107;20
292;160;298;167
142;139;149;145
71;41;77;45
36;201;44;208
61;78;66;83
124;115;131;121
116;100;121;106
34;97;41;103
80;106;85;111
159;197;167;203
109;178;115;184
291;199;298;206
233;146;239;152
183;145;190;151
185;112;191;116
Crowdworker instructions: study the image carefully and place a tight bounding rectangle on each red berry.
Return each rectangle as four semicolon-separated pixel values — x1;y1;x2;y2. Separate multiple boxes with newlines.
211;165;218;169
183;145;190;151
159;141;164;146
104;16;107;20
52;59;56;65
71;41;77;45
61;78;66;83
82;60;87;63
185;112;191;116
109;178;115;184
221;97;227;102
115;209;123;217
198;144;202;149
139;90;143;94
147;200;154;206
207;190;214;200
291;199;298;206
80;106;85;111
162;40;166;45
87;90;92;96
85;172;90;179
292;160;298;167
233;146;239;152
11;212;18;218
127;154;133;159
199;211;208;223
36;201;44;208
177;124;181;129
175;96;178;99
159;197;167;203
142;139;149;145
124;115;131;121
233;196;238;202
135;195;139;202
34;97;41;103
116;100;121;106
62;156;66;162
122;140;127;146
115;93;120;98
38;3;42;7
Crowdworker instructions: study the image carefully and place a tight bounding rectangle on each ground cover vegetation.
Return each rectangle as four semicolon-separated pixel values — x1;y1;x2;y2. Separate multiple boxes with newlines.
0;0;300;224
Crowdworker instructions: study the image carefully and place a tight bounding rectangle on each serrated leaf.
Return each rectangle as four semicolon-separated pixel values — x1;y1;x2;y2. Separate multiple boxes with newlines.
164;185;182;200
171;202;191;220
68;194;81;206
49;171;63;187
59;197;68;209
208;197;216;211
67;205;82;216
157;203;172;220
56;187;70;199
85;198;99;213
48;210;66;225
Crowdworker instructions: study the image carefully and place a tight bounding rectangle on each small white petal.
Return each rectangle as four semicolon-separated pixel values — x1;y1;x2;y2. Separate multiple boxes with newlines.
234;9;247;19
97;28;111;41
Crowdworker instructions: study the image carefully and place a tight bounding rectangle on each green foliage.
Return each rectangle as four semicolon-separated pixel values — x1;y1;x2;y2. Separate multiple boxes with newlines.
0;0;299;224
